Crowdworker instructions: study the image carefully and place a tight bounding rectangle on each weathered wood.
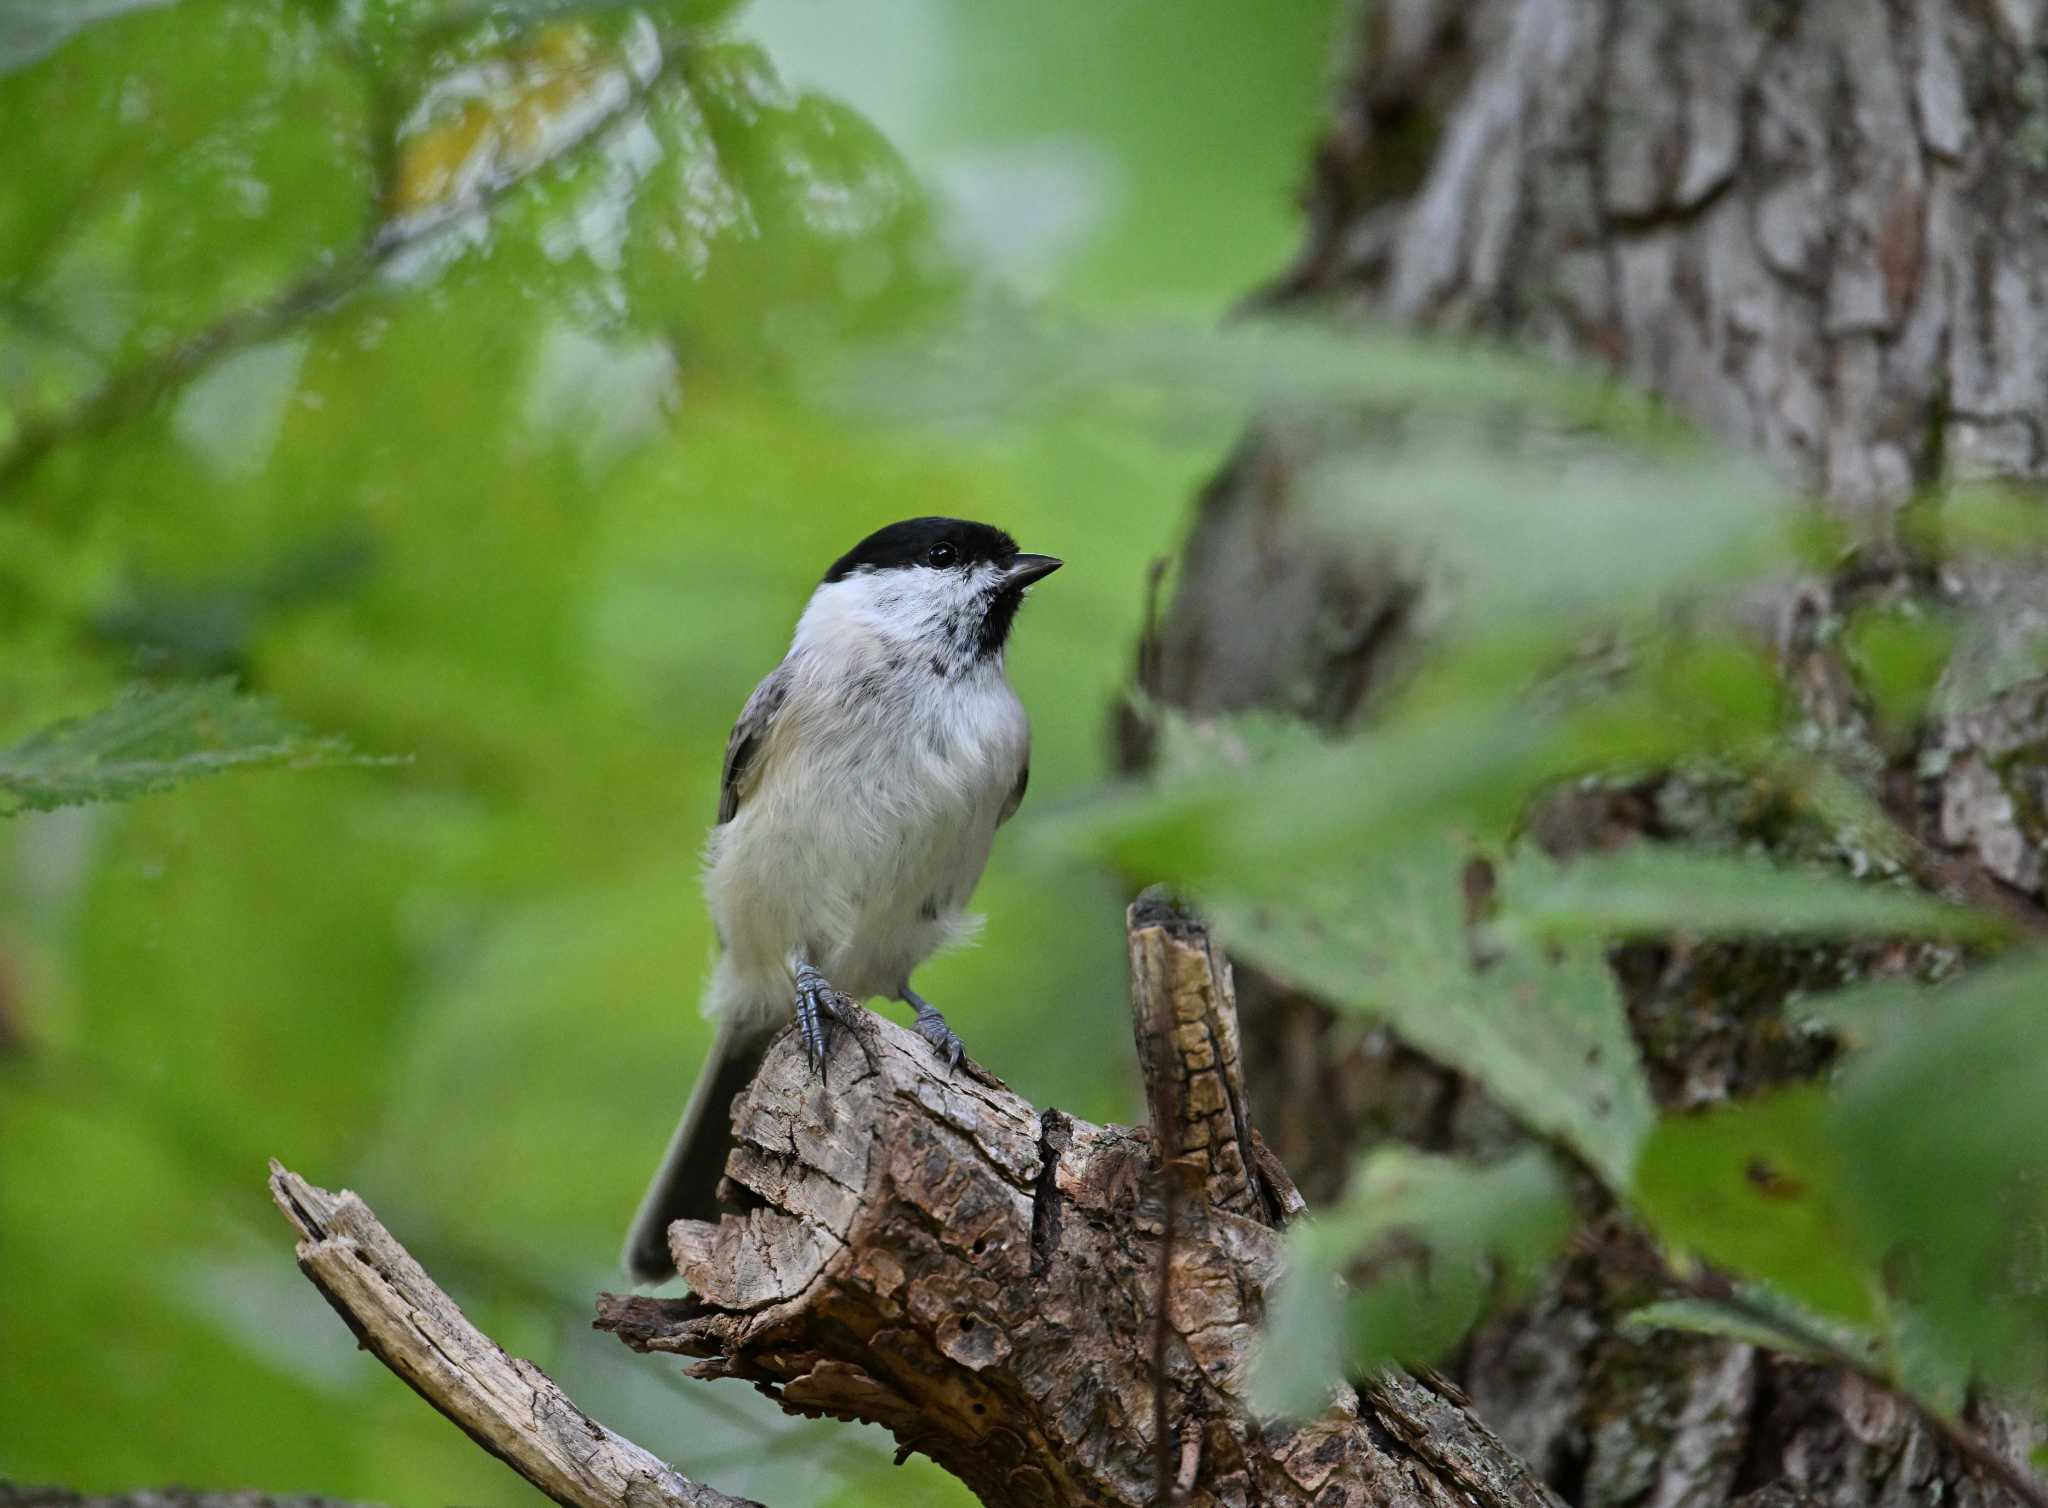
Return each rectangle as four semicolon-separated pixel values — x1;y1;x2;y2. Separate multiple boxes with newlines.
1126;893;1275;1226
598;906;1561;1508
267;1164;758;1508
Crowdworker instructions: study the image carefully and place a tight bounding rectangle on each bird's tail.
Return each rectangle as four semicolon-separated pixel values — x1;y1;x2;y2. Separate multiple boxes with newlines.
620;1005;774;1284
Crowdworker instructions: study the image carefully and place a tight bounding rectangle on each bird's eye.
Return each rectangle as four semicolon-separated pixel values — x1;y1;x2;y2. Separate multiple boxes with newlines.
926;541;958;568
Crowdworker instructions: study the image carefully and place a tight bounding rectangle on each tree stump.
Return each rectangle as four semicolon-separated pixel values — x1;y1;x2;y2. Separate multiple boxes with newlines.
597;900;1560;1508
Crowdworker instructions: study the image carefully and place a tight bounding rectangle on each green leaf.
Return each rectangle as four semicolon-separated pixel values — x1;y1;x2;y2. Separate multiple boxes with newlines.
1621;1298;1830;1360
1501;845;1996;945
1209;837;1655;1190
1620;1285;1880;1367
1031;627;1788;899
1842;606;1957;734
1912;482;2048;558
1252;1240;1352;1422
388;0;742;47
1254;1148;1573;1419
1825;955;2048;1403
827;301;1679;445
1634;1086;1878;1327
1639;964;2048;1413
1030;701;1546;887
0;0;375;371
0;0;172;76
0;679;377;814
1301;445;1779;638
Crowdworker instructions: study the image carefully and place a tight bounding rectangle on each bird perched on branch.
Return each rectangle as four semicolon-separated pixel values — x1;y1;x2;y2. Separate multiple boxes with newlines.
623;517;1062;1282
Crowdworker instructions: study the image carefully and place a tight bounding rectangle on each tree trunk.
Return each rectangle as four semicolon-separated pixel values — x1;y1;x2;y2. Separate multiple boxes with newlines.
1127;3;2048;1505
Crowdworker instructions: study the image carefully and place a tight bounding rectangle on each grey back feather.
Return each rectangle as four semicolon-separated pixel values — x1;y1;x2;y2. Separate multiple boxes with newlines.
717;663;791;825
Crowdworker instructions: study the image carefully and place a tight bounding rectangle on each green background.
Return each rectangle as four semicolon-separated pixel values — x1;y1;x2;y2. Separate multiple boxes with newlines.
0;2;1336;1503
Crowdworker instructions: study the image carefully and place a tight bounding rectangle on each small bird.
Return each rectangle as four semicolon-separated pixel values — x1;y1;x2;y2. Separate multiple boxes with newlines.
622;517;1062;1283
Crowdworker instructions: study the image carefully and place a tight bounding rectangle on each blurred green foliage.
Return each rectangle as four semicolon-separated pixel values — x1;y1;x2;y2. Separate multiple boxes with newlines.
8;0;2048;1497
1253;1146;1574;1419
1026;398;2048;1436
944;221;2048;1440
0;1;1337;1502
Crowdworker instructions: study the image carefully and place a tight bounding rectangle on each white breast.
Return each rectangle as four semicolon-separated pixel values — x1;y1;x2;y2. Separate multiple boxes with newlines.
703;576;1029;1021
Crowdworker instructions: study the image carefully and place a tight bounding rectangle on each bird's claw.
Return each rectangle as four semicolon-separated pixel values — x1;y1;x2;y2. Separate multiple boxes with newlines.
793;963;857;1073
913;1001;966;1072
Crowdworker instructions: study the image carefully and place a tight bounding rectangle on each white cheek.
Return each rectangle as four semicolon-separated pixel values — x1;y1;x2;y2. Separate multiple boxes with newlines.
936;571;986;619
792;566;1000;659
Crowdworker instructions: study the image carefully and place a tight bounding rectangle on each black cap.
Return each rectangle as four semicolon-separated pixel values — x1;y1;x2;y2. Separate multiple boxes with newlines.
823;518;1021;582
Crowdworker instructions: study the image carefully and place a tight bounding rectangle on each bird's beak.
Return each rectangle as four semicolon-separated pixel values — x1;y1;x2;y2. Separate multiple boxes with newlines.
1004;554;1063;588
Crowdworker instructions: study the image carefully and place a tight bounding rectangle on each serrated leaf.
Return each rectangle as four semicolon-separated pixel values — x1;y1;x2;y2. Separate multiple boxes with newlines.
1254;1148;1572;1419
1501;844;1995;945
1634;1086;1878;1327
0;679;377;814
1208;837;1654;1190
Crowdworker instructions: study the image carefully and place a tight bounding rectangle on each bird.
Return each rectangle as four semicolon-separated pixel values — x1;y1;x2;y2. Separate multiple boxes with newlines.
621;516;1062;1283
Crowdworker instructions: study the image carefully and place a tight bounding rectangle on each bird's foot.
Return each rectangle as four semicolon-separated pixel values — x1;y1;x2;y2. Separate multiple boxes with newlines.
902;986;965;1072
794;963;859;1073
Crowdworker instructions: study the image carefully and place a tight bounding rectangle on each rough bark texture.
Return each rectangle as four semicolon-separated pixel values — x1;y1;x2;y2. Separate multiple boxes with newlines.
1124;3;2048;1505
598;904;1561;1508
1281;0;2048;523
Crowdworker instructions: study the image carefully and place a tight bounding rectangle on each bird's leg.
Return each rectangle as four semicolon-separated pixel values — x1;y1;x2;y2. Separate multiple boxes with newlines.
898;983;965;1071
793;956;858;1073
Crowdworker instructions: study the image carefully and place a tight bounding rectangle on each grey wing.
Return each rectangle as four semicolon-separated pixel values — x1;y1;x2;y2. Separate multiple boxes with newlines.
997;747;1029;827
717;664;790;825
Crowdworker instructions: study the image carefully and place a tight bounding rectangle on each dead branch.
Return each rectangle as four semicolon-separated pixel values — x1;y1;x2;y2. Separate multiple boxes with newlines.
267;1163;759;1508
598;900;1559;1508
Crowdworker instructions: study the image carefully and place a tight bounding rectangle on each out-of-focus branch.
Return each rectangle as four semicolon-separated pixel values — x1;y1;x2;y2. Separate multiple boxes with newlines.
0;1488;370;1508
0;34;680;491
267;1163;760;1508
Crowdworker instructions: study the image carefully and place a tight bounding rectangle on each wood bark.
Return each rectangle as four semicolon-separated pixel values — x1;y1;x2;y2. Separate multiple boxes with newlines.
597;901;1560;1508
1125;4;2048;1506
